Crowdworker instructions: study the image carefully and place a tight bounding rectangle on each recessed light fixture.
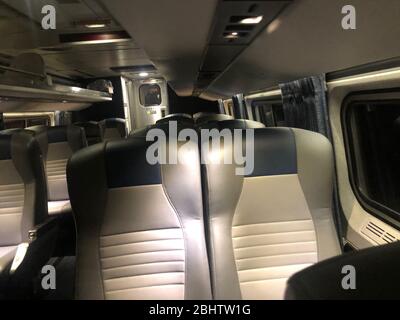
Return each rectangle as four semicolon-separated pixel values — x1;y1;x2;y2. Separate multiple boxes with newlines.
266;19;281;34
85;23;107;29
224;32;239;39
139;72;149;77
239;16;263;24
74;19;111;29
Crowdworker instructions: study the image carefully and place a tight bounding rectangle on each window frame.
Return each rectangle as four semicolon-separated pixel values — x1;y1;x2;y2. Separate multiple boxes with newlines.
341;88;400;228
3;113;53;129
139;84;162;107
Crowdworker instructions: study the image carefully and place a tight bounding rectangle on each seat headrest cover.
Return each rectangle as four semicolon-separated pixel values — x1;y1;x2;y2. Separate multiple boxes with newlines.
105;138;162;188
100;118;127;138
250;128;297;177
74;122;102;137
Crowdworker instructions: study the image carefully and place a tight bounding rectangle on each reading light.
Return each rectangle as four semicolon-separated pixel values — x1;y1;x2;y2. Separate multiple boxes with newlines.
139;72;149;77
85;23;107;29
224;32;239;39
266;19;281;34
74;19;111;29
239;16;263;24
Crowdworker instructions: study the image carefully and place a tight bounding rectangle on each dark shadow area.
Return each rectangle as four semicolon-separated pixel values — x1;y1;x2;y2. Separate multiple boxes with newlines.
168;85;219;115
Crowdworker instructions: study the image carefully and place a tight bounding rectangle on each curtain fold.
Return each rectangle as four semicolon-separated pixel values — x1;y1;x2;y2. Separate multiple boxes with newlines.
280;75;345;249
279;74;329;138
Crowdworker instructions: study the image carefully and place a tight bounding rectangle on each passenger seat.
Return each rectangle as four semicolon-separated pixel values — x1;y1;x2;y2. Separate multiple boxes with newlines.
0;129;57;298
27;125;87;215
202;127;341;299
74;121;103;146
285;241;400;299
67;137;211;299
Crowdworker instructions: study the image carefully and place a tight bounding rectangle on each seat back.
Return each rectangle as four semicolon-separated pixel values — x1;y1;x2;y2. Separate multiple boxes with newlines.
67;137;212;300
74;121;103;145
203;127;340;299
99;118;127;140
285;241;400;300
0;130;47;246
27;125;87;202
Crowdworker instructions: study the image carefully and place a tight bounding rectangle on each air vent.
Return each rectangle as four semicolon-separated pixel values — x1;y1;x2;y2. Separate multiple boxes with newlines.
361;220;399;245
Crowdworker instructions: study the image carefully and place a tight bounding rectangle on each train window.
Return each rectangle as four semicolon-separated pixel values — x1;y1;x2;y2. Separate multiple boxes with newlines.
251;100;284;126
4;114;51;129
27;117;50;127
139;84;162;106
343;91;400;224
4;119;25;129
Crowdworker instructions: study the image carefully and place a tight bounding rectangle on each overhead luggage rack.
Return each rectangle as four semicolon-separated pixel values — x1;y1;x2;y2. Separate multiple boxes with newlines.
0;53;112;112
0;83;112;103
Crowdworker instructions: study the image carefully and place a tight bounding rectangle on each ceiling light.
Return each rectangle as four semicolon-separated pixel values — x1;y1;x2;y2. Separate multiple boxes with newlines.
266;19;281;34
224;32;239;39
71;87;82;93
139;72;149;77
74;19;111;29
239;16;263;24
85;23;106;29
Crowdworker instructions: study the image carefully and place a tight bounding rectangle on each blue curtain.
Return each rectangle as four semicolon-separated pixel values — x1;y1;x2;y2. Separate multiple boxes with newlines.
280;75;345;248
279;74;330;138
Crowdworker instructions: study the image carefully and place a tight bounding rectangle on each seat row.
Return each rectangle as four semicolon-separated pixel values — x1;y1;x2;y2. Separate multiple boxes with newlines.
68;118;341;299
0;118;127;297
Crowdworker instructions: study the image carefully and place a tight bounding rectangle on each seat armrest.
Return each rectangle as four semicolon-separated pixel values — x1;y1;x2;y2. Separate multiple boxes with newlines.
0;248;17;275
28;217;58;243
8;217;59;275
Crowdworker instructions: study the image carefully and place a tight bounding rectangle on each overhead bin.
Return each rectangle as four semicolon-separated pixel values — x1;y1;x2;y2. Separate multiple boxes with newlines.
0;53;112;112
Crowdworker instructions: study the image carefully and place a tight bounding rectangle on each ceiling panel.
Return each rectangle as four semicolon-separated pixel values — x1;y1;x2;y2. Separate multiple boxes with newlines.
100;0;218;95
0;0;155;80
204;0;400;98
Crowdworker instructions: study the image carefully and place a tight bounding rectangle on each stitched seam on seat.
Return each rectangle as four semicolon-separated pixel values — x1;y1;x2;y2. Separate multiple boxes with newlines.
102;260;185;271
105;283;184;294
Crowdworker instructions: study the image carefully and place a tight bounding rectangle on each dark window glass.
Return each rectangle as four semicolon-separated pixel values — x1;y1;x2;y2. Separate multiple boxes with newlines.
4;116;50;129
27;117;49;127
251;100;284;126
345;98;400;221
4;119;25;129
139;84;162;106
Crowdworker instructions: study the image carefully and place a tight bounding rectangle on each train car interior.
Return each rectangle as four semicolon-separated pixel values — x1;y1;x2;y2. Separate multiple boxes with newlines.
0;0;400;301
